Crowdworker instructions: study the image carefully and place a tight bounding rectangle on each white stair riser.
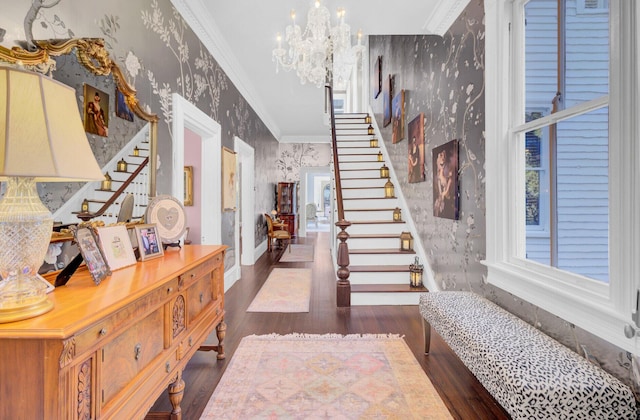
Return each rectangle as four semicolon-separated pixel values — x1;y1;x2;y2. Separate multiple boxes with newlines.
348;271;409;285
346;223;407;235
337;135;375;142
344;210;395;220
349;253;416;266
337;141;375;148
346;237;400;249
341;189;386;199
338;154;379;162
343;198;399;210
340;169;382;178
341;178;387;188
338;148;378;156
351;292;421;306
338;161;384;170
335;123;369;130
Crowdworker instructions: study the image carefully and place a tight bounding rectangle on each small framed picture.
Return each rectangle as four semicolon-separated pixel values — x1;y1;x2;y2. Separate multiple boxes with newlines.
95;225;137;271
72;226;111;285
134;224;164;261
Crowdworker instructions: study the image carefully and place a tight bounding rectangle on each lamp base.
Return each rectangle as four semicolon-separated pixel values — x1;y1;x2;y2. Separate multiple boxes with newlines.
0;294;53;323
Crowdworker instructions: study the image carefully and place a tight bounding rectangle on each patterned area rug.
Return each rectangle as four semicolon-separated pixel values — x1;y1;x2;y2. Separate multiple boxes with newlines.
246;268;311;312
200;334;452;419
279;244;315;262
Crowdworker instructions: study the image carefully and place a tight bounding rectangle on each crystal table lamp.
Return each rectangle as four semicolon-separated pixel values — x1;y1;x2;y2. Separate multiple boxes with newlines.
0;67;104;323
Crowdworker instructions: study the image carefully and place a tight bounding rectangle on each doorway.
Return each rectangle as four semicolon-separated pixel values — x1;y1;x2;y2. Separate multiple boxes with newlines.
234;137;255;265
299;166;332;237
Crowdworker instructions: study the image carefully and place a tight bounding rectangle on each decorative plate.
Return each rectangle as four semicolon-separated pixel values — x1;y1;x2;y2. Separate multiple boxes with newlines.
145;195;187;244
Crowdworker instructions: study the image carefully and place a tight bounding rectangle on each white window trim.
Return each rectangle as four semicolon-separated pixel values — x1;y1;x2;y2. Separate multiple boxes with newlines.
485;0;640;354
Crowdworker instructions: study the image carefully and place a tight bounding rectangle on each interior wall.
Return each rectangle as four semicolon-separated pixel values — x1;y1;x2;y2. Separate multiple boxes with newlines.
369;0;637;393
183;127;202;244
0;0;280;269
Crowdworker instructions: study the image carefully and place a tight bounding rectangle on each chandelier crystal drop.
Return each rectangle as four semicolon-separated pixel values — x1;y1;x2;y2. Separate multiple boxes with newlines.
272;0;364;88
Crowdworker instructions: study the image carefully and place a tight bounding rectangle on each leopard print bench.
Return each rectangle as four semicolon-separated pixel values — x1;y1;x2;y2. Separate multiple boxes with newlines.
419;291;637;419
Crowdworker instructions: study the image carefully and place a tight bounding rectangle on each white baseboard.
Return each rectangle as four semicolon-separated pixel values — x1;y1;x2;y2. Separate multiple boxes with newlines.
224;264;241;292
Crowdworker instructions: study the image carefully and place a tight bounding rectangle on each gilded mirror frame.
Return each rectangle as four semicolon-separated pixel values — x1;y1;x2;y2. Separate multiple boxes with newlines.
0;38;158;198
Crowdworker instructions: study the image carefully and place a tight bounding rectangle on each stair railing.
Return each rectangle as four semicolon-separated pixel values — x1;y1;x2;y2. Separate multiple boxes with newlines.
326;84;351;307
77;157;149;221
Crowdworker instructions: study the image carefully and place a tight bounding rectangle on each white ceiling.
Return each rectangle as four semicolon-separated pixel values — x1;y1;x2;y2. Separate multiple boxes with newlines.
170;0;469;143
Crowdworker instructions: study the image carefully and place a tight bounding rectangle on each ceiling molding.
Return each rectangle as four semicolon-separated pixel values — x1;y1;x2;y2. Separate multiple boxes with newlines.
422;0;471;36
279;135;331;144
170;0;281;140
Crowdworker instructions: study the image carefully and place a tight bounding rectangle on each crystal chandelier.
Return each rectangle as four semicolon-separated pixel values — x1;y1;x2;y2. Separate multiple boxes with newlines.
272;0;364;88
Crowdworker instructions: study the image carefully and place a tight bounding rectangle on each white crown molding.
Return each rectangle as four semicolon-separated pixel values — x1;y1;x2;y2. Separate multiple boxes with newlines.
423;0;471;36
279;135;331;144
170;0;281;140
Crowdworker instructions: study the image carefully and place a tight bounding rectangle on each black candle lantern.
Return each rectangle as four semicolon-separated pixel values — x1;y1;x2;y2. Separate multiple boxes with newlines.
393;207;402;222
400;231;414;251
101;172;112;191
367;125;374;135
116;158;128;172
81;198;89;213
409;256;424;288
380;164;389;178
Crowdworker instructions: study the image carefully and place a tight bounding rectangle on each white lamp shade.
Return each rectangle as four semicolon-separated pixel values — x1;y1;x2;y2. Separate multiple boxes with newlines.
0;67;104;182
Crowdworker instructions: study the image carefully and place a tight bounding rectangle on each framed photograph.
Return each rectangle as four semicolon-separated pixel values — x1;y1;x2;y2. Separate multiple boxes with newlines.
383;74;394;127
115;87;134;122
408;113;425;183
95;225;137;271
373;55;382;99
83;84;109;137
222;147;237;211
134;224;164;261
72;226;111;285
432;139;460;220
184;166;194;206
392;90;405;144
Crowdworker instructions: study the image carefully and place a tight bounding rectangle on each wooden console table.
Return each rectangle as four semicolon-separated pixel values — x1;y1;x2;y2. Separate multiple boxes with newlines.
0;245;226;419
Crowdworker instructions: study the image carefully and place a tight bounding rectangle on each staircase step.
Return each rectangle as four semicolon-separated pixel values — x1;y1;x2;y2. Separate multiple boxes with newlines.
351;284;427;293
343;197;400;210
349;248;411;254
336;136;375;142
336;141;376;148
350;284;428;306
350;264;410;273
348;249;416;266
341;178;387;188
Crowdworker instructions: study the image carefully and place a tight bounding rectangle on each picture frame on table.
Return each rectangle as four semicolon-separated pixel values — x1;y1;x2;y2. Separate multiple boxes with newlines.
95;225;137;271
134;224;165;261
72;225;111;285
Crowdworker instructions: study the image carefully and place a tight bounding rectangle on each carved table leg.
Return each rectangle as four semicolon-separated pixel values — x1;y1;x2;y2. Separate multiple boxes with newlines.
168;371;185;420
198;320;226;359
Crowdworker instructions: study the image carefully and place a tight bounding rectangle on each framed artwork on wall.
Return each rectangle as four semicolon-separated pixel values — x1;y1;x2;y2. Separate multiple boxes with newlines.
222;147;237;211
407;113;425;183
83;84;109;137
184;166;194;206
383;74;394;127
373;55;382;99
115;87;134;121
432;139;460;220
392;90;405;144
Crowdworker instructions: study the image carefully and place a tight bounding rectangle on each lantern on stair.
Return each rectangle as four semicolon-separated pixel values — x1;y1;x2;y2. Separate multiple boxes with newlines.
370;138;378;148
380;164;389;178
116;158;128;172
384;178;395;198
393;207;402;222
409;256;424;288
81;198;90;213
101;172;112;191
364;115;371;124
367;125;374;135
133;146;140;157
400;231;414;251
377;151;383;162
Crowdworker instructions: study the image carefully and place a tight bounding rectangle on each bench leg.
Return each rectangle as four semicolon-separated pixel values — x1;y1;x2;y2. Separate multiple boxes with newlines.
422;317;432;355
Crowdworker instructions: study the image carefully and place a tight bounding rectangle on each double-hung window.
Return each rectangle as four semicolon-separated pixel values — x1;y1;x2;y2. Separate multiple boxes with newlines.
485;0;640;353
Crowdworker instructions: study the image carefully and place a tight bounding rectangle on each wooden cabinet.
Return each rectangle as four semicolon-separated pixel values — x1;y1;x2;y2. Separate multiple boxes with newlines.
277;182;297;236
0;245;226;420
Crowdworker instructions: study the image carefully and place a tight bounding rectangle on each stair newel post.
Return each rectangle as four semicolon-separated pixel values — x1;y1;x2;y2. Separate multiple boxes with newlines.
336;219;351;307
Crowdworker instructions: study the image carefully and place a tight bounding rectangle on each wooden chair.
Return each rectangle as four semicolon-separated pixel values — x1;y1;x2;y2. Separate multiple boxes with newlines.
264;214;291;252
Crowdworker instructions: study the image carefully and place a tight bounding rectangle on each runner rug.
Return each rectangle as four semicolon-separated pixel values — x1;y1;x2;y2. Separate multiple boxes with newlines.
200;334;452;419
246;268;311;312
279;244;315;262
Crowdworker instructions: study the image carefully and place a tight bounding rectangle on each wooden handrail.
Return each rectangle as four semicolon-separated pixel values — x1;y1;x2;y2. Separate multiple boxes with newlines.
77;157;149;221
326;84;351;307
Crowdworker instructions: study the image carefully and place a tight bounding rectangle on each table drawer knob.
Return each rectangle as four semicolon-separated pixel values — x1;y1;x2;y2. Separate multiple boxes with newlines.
165;362;171;373
167;287;173;294
99;328;107;336
199;292;204;303
134;344;141;360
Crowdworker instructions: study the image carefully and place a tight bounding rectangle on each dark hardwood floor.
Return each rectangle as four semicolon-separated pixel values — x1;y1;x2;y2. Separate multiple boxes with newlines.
150;231;510;419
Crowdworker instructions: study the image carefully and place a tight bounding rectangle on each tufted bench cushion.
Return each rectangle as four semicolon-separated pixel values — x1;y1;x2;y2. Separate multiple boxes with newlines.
419;291;637;420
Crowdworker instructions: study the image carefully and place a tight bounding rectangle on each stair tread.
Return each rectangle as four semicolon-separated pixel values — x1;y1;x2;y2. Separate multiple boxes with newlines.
351;284;428;293
344;208;397;211
348;233;401;238
342;186;383;190
349;219;404;224
343;197;397;200
341;177;384;180
349;248;415;255
350;265;411;272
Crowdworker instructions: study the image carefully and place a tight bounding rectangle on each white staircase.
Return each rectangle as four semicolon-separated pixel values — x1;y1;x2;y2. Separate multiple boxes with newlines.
333;113;427;305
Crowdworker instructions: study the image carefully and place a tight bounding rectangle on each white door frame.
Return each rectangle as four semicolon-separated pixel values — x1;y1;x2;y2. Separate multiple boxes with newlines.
171;93;221;245
299;165;331;237
234;136;255;265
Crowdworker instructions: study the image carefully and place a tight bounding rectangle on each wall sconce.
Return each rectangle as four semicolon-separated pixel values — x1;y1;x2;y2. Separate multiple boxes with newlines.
400;231;414;251
409;256;424;288
81;198;90;213
380;164;389;178
367;125;374;135
101;172;112;191
116;158;128;172
384;178;395;198
377;151;383;162
393;207;402;222
370;138;378;148
133;146;140;157
364;115;371;124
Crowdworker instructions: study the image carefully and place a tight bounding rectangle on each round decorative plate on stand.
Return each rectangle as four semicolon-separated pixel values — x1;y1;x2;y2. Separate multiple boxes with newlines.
145;195;188;245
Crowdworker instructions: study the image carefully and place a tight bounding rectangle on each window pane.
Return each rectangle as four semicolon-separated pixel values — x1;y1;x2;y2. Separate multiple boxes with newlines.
556;107;609;282
524;0;558;109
